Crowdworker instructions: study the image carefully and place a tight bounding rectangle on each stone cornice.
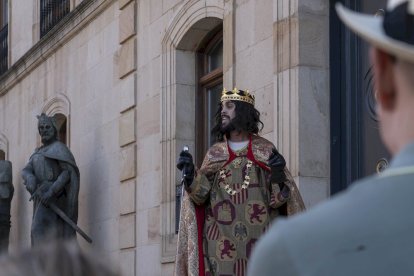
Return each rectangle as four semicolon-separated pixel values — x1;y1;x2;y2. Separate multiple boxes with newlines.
0;0;115;97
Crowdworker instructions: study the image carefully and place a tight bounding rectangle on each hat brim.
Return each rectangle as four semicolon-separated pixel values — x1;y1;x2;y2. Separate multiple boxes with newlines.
336;3;414;63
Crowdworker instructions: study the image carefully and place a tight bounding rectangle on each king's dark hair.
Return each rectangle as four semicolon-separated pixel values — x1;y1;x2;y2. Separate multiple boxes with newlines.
211;100;264;142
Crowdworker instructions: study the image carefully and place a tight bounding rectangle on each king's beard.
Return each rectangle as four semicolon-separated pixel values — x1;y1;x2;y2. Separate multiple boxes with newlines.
41;136;55;145
221;119;236;135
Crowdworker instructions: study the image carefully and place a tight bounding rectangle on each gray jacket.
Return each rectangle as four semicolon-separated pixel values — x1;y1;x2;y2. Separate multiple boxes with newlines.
248;142;414;276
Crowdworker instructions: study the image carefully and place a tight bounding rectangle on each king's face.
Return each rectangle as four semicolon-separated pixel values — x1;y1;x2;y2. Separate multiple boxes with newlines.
221;100;236;128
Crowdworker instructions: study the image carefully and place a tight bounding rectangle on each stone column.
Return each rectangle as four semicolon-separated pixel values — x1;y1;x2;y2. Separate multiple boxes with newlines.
118;0;137;275
273;0;330;207
223;0;235;89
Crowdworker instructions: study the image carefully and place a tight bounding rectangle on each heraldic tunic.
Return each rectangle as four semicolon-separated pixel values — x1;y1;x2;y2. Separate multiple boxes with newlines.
188;140;287;276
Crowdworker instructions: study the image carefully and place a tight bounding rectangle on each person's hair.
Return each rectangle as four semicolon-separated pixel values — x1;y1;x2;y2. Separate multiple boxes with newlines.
211;100;264;142
0;239;120;276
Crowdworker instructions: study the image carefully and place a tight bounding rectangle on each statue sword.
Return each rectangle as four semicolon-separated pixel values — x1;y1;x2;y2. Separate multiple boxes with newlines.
49;203;92;243
29;188;93;243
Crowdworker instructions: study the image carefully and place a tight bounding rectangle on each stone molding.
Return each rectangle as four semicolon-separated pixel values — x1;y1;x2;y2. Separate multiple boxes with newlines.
162;0;226;48
119;0;133;10
120;144;137;182
118;1;137;274
41;93;71;117
41;93;71;146
119;213;137;249
120;180;136;215
0;0;115;97
120;249;136;276
119;1;136;44
161;0;226;263
273;0;299;175
119;108;136;147
119;38;137;79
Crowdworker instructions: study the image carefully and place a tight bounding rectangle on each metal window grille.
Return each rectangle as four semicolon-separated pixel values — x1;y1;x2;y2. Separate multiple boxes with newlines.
0;24;7;76
40;0;70;38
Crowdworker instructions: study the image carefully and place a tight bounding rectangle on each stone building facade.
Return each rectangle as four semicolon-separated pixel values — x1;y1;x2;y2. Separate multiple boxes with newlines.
0;0;331;275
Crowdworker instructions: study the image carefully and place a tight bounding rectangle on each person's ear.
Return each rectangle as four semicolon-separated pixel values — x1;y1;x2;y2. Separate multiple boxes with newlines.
371;48;397;111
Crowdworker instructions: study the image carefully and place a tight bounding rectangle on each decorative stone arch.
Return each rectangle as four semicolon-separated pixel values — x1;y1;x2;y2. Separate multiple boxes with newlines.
41;93;71;146
160;0;234;262
0;133;8;160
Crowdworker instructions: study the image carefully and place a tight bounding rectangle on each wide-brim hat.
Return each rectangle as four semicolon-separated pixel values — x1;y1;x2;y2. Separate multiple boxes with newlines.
336;0;414;63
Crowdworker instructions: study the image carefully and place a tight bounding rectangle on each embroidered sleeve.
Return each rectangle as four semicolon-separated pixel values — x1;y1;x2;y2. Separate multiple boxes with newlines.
187;144;226;205
269;178;289;209
187;172;213;205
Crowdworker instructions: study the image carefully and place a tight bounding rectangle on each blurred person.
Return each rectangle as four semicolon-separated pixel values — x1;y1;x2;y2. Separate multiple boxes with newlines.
175;88;305;276
248;1;414;275
0;239;119;276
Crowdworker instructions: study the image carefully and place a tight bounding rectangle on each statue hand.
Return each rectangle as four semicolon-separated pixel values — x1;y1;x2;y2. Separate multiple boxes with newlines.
25;179;36;194
40;188;54;206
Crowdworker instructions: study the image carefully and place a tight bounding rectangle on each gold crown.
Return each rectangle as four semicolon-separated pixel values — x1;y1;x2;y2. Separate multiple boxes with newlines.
220;88;255;106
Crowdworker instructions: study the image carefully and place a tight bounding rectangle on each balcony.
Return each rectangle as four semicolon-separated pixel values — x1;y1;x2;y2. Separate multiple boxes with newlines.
40;0;70;38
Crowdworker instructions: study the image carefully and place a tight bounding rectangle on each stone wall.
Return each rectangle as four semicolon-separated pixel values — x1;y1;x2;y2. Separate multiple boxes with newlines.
272;0;330;207
0;0;123;267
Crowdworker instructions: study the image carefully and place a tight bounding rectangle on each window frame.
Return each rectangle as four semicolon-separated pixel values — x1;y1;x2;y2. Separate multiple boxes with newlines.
195;29;223;167
0;0;8;76
0;0;8;28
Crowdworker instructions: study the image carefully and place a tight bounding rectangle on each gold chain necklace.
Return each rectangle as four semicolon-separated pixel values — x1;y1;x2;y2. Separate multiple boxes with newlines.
219;159;253;195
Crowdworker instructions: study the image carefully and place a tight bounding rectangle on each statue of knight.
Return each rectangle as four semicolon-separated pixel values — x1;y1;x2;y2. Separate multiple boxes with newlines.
22;113;91;246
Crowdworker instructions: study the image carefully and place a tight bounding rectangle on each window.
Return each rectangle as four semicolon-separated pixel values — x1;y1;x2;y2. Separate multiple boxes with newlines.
0;0;7;75
0;0;7;28
0;150;4;160
195;28;223;167
40;0;70;38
